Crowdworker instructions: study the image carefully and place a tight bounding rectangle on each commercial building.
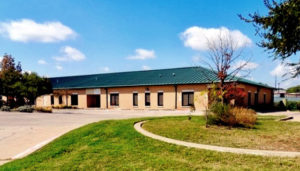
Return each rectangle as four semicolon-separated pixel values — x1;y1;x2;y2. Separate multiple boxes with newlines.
36;66;274;110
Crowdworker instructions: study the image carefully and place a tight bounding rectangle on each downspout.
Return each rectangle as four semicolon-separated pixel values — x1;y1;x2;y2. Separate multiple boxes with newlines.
174;85;177;109
105;88;108;109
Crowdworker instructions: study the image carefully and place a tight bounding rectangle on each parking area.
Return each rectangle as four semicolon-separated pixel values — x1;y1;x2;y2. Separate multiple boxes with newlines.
0;109;190;165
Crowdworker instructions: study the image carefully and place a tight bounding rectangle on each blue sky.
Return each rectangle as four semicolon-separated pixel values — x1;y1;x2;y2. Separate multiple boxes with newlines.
0;0;298;88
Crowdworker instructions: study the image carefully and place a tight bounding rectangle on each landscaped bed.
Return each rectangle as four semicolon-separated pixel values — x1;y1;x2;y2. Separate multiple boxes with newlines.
1;117;300;170
143;116;300;152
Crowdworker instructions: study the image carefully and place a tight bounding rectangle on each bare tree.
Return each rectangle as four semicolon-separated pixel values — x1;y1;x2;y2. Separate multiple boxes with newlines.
198;33;252;104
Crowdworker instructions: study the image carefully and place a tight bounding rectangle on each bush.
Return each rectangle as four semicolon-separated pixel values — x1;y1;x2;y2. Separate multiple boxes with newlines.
274;101;286;110
35;106;52;113
52;105;77;109
1;105;10;112
230;107;257;128
208;102;231;125
208;102;257;128
286;101;298;111
16;105;34;113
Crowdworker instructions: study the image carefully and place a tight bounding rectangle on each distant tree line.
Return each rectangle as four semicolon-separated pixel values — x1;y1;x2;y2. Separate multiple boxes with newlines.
287;85;300;93
0;54;52;107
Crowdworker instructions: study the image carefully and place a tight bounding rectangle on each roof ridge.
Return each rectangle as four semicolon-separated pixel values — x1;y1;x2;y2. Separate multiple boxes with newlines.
50;66;206;79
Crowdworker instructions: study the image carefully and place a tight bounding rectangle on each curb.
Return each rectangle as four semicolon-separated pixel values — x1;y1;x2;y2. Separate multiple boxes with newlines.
134;121;300;157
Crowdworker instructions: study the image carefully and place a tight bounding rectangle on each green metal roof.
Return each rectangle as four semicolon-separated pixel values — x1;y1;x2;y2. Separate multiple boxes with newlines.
50;66;273;89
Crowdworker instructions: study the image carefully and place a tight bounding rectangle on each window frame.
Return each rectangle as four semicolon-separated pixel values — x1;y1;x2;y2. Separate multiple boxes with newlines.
254;92;258;105
248;92;252;106
110;93;119;106
59;96;63;104
145;92;151;106
133;93;138;107
157;92;164;106
50;95;54;105
181;92;194;106
71;94;78;106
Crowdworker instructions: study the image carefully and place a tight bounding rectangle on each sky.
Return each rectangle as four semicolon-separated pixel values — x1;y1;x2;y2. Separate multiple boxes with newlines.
0;0;298;88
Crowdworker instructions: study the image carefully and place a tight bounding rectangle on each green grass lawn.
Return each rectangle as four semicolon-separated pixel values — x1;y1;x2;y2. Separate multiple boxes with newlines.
1;117;300;170
143;116;300;152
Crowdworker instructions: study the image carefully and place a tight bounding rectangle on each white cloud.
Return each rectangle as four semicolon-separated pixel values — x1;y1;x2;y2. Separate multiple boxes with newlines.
181;26;252;51
37;59;47;65
192;55;201;63
142;65;151;70
56;65;63;70
127;49;156;60
270;62;300;88
233;60;258;70
101;66;110;72
270;63;286;77
54;46;85;62
280;78;300;88
22;70;32;74
0;19;76;43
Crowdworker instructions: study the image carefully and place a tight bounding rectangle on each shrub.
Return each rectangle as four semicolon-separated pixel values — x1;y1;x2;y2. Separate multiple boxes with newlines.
208;102;232;125
35;106;52;113
208;102;257;128
297;102;300;110
230;107;257;128
274;101;286;110
52;105;74;109
16;105;34;113
286;101;298;111
1;105;10;112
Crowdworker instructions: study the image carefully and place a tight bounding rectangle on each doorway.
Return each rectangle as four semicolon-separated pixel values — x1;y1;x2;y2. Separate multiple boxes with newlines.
87;95;100;108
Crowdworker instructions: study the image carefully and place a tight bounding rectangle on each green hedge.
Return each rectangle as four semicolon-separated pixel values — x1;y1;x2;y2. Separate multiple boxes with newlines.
275;100;300;111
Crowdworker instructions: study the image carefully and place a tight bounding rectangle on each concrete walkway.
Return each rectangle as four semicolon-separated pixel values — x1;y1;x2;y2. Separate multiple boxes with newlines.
134;121;300;157
257;111;300;121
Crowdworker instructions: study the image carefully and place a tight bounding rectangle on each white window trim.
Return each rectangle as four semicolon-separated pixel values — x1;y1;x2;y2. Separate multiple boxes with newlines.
133;91;138;93
145;91;151;93
157;90;164;93
110;92;119;94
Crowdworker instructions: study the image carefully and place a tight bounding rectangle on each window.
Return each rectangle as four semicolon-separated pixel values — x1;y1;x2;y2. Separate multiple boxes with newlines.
110;93;119;106
158;92;163;106
133;93;138;106
254;93;258;105
182;92;194;106
71;94;78;106
248;92;251;106
59;96;63;104
51;95;54;105
145;92;150;106
264;94;266;104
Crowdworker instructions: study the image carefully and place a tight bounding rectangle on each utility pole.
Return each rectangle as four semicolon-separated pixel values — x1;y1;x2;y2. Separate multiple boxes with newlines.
275;76;277;91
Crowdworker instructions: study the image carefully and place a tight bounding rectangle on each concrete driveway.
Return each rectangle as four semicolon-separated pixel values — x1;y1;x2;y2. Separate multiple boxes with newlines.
0;109;190;165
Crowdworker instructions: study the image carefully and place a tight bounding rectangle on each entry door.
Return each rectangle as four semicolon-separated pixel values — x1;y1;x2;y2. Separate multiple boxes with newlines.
87;95;100;108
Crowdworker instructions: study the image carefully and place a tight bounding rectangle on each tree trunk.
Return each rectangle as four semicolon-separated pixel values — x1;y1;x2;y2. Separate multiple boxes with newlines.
220;79;225;104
